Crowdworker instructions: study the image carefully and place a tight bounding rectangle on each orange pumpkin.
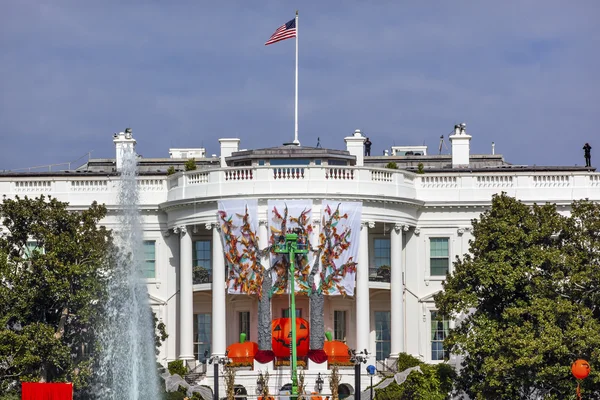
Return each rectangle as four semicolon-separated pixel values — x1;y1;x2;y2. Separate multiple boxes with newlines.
571;359;591;380
323;331;350;364
227;333;258;364
272;317;310;358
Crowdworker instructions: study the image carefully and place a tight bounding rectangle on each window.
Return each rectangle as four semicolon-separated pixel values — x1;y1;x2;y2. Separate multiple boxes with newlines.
282;309;302;318
314;159;322;165
327;160;347;166
142;240;156;278
375;311;391;360
239;311;250;341
431;311;449;361
24;240;44;259
374;238;391;267
270;159;310;166
334;310;347;342
430;238;449;276
258;160;265;166
194;313;211;362
193;240;211;284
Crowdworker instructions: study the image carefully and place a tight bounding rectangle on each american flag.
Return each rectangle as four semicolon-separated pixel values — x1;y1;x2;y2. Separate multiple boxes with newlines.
265;18;296;46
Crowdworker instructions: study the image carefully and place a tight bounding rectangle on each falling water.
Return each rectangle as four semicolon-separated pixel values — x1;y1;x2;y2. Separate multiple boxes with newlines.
95;145;161;399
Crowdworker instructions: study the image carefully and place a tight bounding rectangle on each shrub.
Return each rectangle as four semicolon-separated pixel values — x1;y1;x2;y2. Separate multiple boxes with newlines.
385;162;398;169
396;352;421;372
168;360;188;377
417;162;425;174
167;166;176;175
184;158;197;171
375;353;455;400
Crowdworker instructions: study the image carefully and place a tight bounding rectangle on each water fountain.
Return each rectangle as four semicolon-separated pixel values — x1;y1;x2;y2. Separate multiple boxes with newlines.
94;132;162;400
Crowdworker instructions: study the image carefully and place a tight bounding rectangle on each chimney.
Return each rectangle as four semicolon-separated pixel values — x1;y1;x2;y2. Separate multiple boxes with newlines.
344;129;366;166
113;128;137;171
218;138;240;167
449;123;471;167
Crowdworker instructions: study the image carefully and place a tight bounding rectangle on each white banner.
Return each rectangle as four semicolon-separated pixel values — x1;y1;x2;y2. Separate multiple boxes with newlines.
268;200;314;295
317;201;362;296
217;199;262;295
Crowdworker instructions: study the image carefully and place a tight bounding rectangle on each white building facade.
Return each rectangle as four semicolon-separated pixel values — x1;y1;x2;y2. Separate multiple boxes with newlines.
2;127;598;396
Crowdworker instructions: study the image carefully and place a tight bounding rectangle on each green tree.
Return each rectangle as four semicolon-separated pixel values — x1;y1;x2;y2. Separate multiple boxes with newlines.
435;194;600;399
184;158;197;171
0;196;113;396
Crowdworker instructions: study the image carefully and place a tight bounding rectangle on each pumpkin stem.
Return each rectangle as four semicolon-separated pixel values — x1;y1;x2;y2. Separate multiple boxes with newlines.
240;332;246;344
325;331;333;342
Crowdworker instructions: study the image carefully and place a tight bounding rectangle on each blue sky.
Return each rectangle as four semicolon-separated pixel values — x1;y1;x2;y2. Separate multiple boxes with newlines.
1;1;598;170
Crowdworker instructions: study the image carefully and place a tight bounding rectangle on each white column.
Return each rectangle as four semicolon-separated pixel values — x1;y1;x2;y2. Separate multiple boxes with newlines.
356;221;372;356
210;223;226;357
177;226;194;361
389;224;405;357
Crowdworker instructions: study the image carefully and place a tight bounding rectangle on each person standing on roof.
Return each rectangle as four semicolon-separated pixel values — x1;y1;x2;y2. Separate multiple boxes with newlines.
364;137;372;156
584;143;592;167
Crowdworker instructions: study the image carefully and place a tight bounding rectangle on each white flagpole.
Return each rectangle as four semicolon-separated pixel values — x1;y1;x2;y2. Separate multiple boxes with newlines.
293;10;299;145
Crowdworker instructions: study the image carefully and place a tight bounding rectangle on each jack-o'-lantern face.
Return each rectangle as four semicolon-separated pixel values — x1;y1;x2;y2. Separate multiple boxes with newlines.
272;317;310;358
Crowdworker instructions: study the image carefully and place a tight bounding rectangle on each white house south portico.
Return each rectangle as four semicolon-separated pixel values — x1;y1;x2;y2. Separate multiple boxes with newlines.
2;125;598;395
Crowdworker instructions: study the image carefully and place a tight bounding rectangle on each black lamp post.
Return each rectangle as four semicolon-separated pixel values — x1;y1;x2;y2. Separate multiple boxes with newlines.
351;349;369;400
210;353;231;400
316;373;324;393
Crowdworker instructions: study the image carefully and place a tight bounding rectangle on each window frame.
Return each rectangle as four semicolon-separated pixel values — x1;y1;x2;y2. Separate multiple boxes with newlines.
333;310;347;343
429;310;450;362
425;235;453;281
373;310;391;361
238;311;251;341
193;239;212;284
142;240;156;279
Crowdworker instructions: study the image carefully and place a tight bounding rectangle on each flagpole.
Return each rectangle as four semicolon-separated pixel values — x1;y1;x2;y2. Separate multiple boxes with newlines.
293;10;299;145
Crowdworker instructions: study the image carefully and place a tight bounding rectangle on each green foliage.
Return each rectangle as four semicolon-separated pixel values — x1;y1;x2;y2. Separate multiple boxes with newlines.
167;360;188;377
434;194;600;399
385;161;398;169
376;358;455;400
0;392;20;400
165;391;187;400
154;313;168;355
184;158;197;171
417;162;424;174
0;195;113;395
167;166;176;175
396;352;422;372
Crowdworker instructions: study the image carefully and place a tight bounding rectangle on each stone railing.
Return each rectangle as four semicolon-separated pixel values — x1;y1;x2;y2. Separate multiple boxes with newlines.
415;172;600;203
0;176;167;207
166;166;416;202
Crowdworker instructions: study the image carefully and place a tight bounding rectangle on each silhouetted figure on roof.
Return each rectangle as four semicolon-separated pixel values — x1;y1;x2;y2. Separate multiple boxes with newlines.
584;143;592;167
364;137;372;156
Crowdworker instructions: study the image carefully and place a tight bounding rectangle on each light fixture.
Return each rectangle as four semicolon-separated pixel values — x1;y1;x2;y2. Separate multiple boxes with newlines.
316;372;324;392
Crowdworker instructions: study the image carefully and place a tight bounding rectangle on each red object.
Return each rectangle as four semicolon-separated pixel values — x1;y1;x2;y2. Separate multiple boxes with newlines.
254;350;276;364
265;18;297;46
271;317;310;358
572;359;591;380
227;340;258;364
323;340;351;364
22;382;73;400
307;349;328;364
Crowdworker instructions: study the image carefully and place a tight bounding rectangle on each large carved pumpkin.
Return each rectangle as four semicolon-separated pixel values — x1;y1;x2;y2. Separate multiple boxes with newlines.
272;317;310;358
323;331;350;364
227;333;258;364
